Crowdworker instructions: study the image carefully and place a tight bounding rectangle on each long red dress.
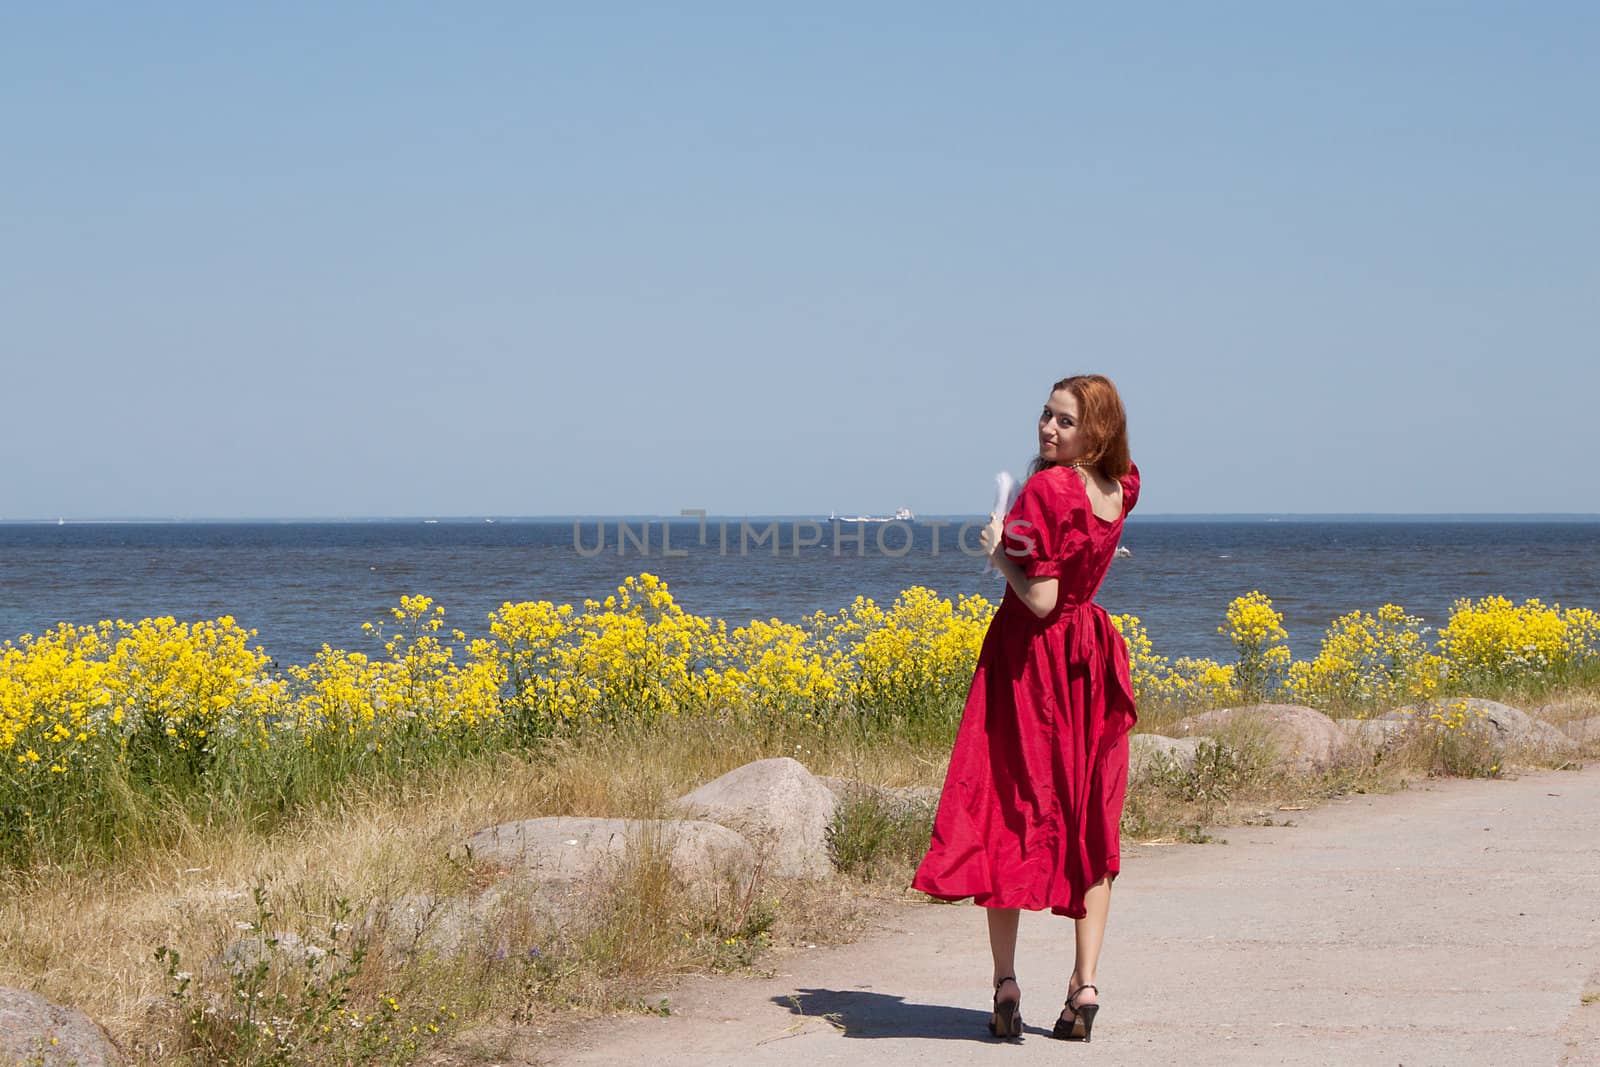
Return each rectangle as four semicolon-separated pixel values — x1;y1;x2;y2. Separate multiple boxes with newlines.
911;461;1141;919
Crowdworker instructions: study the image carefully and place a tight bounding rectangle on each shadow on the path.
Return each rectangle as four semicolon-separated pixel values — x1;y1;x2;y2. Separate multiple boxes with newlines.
773;987;1049;1041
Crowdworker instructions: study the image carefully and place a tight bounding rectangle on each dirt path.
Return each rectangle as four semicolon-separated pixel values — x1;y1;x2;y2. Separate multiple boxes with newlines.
537;766;1600;1066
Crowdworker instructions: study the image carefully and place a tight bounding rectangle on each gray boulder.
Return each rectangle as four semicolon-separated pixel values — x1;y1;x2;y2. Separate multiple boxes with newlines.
373;887;538;958
1171;703;1352;774
458;816;757;886
1382;698;1577;757
677;757;837;878
0;987;124;1066
219;929;334;981
367;893;456;957
1532;698;1600;721
1531;700;1600;749
1128;734;1204;777
1338;718;1409;748
1561;717;1600;747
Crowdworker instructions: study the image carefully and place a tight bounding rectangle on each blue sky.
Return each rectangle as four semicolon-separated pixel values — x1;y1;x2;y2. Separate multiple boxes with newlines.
3;4;1596;518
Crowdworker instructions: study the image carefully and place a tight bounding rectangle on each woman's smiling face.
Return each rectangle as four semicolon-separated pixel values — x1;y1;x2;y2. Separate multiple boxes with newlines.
1038;388;1085;464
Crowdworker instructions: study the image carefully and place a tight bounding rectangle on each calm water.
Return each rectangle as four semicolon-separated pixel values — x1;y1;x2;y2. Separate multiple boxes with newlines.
2;518;1597;666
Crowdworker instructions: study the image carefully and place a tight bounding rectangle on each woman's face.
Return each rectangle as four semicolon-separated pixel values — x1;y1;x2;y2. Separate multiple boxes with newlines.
1038;388;1088;464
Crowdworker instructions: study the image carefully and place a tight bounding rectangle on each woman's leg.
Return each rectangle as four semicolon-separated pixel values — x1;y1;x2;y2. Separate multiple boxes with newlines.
987;907;1022;998
1067;877;1112;1008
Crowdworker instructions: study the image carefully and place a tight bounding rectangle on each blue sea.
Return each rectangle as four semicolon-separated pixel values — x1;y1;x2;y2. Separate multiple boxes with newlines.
2;517;1597;666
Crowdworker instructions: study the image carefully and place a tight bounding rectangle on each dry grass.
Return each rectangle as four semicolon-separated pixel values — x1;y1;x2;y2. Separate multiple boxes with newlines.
2;689;1592;1063
0;721;949;1064
1123;683;1599;845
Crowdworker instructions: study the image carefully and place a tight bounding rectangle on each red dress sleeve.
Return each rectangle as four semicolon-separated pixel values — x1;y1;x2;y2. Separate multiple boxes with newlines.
1120;461;1141;516
1001;468;1086;577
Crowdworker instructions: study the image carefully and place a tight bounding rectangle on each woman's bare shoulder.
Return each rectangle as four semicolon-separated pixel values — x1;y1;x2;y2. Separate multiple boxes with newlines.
1070;466;1124;522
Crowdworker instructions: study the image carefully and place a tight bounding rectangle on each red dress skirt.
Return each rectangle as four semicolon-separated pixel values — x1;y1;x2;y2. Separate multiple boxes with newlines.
911;462;1141;919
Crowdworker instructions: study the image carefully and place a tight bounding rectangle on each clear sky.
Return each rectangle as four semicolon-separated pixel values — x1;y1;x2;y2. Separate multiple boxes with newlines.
3;4;1596;519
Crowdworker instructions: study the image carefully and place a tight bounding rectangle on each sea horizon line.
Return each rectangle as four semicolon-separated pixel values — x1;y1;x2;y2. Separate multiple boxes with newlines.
3;513;1599;525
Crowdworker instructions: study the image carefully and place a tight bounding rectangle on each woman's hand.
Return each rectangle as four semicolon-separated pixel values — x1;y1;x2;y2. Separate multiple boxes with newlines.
980;513;1005;559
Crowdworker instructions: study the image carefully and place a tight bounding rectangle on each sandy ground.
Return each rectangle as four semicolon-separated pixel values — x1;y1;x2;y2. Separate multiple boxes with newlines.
526;765;1600;1066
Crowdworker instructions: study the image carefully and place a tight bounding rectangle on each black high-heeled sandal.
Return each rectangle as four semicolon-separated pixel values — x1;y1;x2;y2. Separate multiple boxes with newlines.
1051;983;1099;1042
988;975;1023;1039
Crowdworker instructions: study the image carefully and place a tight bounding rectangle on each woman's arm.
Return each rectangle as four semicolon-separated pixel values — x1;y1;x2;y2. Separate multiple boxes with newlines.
981;515;1060;618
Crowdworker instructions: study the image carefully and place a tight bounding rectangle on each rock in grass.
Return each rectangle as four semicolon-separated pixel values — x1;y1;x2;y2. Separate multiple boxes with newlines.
1171;703;1352;774
375;888;535;958
1533;698;1600;721
1127;734;1204;777
1337;718;1409;749
1560;717;1600;746
1382;698;1578;757
677;757;837;878
1531;699;1600;749
0;987;124;1066
220;929;328;979
458;816;757;886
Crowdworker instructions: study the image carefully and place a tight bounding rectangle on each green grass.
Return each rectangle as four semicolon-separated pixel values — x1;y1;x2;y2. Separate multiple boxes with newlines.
826;788;938;881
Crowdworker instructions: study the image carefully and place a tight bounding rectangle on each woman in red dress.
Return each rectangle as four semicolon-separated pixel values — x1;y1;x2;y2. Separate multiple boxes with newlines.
911;373;1140;1043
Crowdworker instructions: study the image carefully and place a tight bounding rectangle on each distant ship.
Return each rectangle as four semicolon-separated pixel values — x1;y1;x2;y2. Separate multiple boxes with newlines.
1115;544;1132;558
827;506;916;523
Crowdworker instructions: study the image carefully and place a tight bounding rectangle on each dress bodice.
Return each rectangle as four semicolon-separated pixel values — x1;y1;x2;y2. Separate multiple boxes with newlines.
998;461;1141;620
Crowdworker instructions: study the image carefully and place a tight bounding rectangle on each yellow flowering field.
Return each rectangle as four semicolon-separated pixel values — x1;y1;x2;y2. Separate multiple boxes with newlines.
1109;590;1599;713
3;575;1596;868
